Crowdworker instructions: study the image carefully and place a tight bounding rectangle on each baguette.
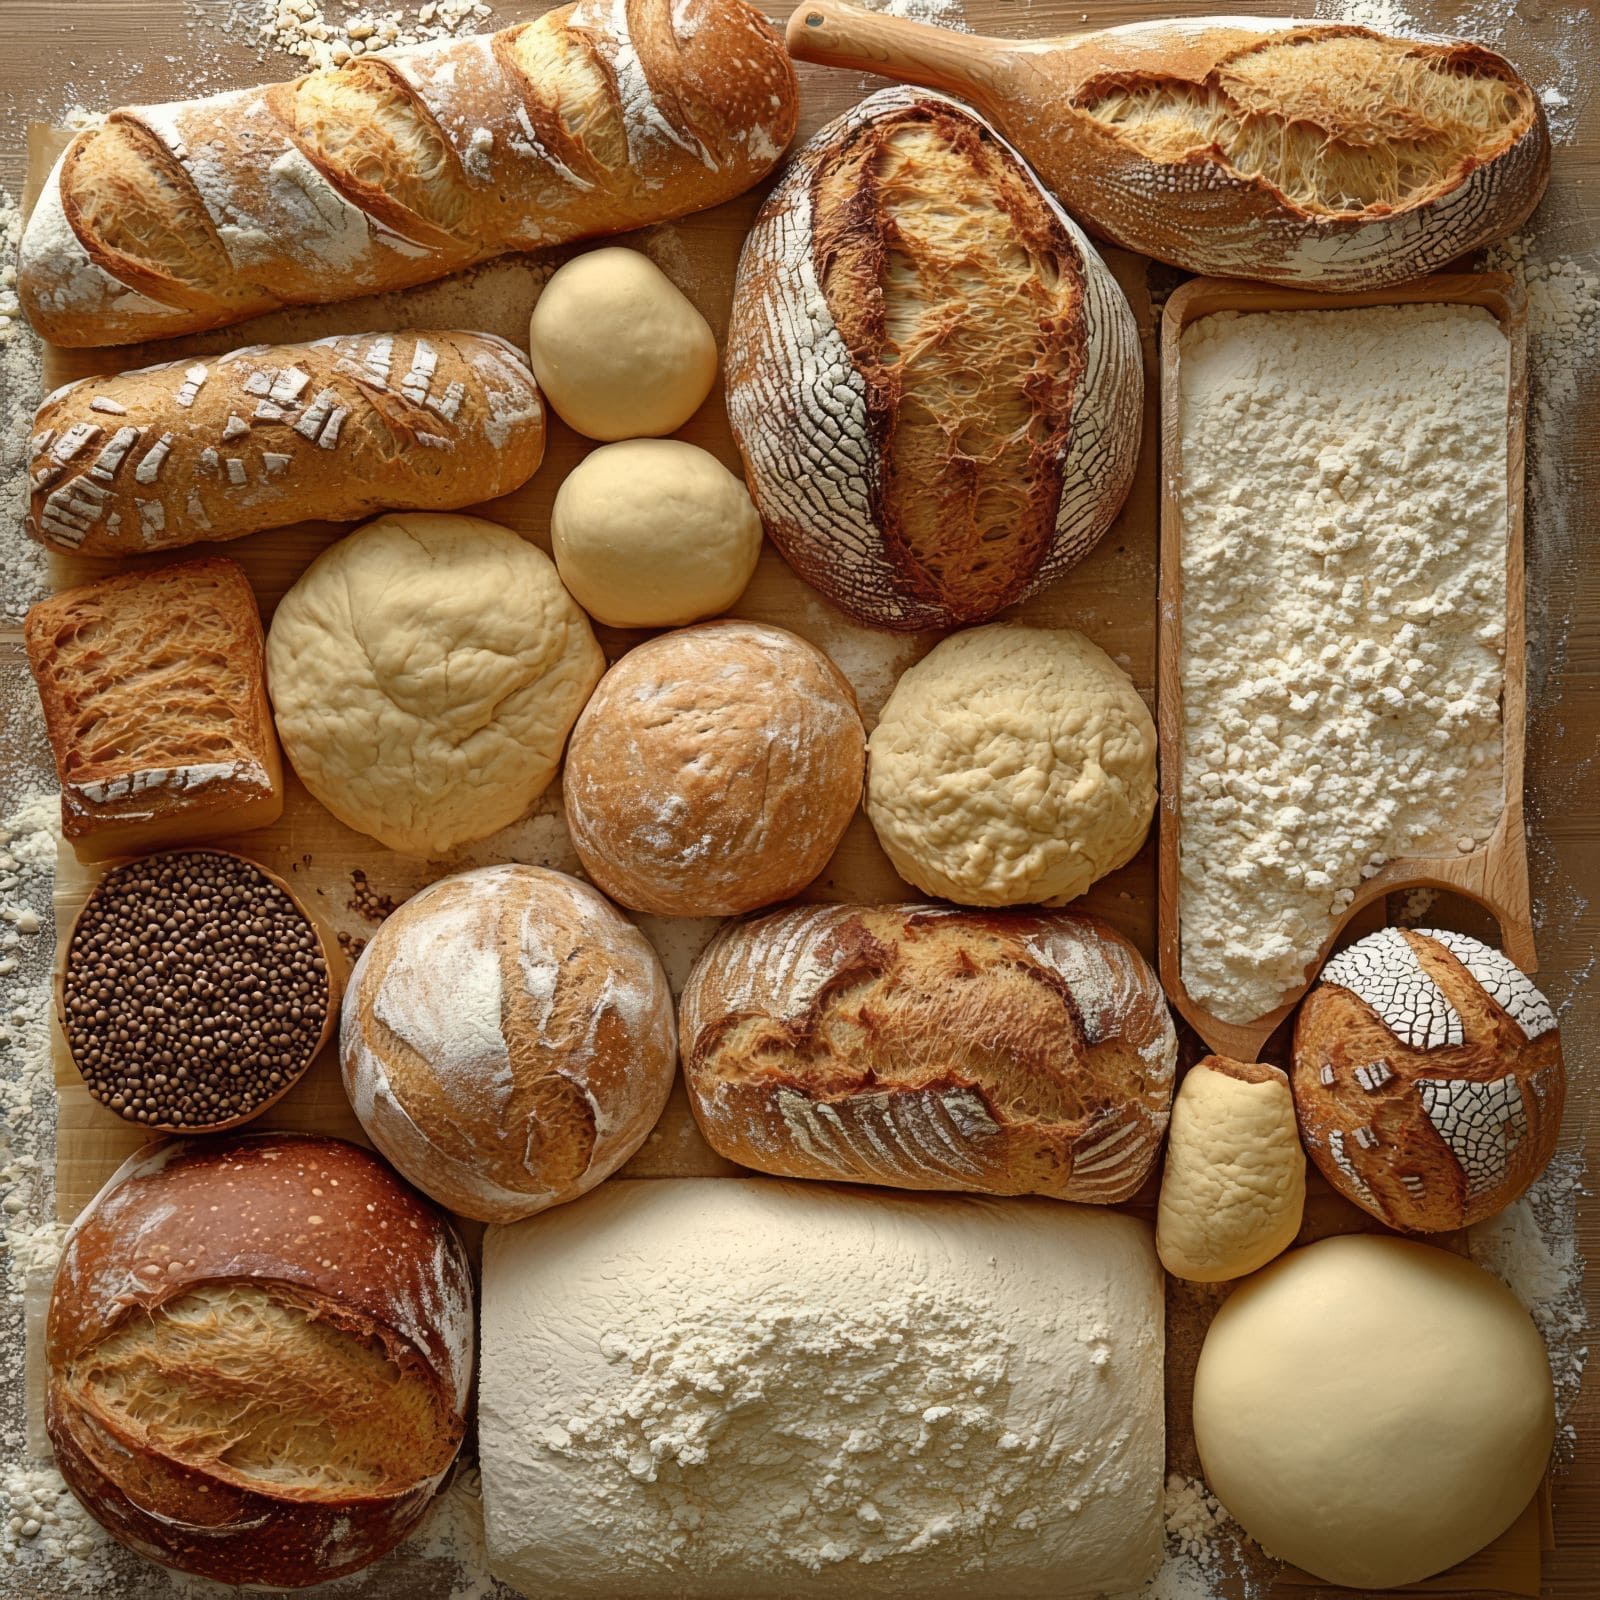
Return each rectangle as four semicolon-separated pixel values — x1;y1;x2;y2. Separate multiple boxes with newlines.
19;0;798;347
29;331;543;556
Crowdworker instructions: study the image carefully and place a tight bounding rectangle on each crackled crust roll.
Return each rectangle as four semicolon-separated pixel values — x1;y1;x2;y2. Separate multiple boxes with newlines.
680;902;1178;1202
726;86;1141;632
46;1134;473;1589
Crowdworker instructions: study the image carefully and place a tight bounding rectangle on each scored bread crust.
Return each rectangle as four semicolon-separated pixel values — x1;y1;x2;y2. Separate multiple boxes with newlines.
727;87;1142;633
1010;17;1550;287
18;0;797;347
679;902;1178;1202
29;332;544;557
46;1134;474;1588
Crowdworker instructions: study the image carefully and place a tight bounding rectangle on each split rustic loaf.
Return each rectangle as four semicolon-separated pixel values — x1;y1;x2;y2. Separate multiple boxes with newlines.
680;902;1178;1202
29;332;543;556
726;87;1142;632
19;0;798;347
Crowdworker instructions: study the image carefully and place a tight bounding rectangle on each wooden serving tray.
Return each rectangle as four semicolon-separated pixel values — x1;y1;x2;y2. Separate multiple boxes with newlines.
1156;273;1535;1061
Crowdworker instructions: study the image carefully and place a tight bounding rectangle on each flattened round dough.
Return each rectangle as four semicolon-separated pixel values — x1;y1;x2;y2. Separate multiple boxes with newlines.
528;249;718;441
866;625;1156;906
267;513;603;857
551;440;762;628
1193;1234;1555;1589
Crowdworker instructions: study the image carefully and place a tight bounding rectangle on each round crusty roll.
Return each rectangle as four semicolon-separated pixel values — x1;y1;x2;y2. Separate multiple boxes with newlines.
341;864;676;1223
681;902;1177;1201
562;621;866;917
46;1133;473;1589
1291;926;1564;1232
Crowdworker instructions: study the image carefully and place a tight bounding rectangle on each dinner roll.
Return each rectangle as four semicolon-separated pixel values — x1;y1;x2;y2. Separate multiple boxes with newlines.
528;248;718;440
562;621;865;917
341;864;676;1223
551;439;763;627
266;513;603;857
867;625;1156;906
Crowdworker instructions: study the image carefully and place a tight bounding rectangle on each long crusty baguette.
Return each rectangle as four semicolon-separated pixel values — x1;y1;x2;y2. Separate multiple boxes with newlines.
19;0;798;347
787;6;1550;289
29;332;543;556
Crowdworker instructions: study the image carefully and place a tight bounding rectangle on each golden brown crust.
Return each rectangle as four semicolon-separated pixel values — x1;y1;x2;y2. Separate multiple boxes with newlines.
1196;1053;1281;1086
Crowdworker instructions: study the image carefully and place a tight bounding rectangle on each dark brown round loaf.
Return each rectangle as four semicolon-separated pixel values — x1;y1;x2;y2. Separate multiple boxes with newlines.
47;1133;473;1588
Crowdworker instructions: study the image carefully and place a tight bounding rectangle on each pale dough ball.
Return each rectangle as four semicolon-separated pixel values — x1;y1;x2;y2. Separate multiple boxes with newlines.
1193;1234;1555;1589
551;440;762;627
866;625;1156;906
528;248;717;441
267;513;603;857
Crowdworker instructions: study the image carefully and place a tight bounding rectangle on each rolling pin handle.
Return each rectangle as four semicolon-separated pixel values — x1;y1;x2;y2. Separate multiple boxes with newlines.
784;0;1006;99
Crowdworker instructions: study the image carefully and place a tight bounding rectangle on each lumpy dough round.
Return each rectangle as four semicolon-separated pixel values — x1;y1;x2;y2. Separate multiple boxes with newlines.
866;625;1156;907
1193;1234;1555;1590
551;440;762;627
528;249;718;441
266;513;603;857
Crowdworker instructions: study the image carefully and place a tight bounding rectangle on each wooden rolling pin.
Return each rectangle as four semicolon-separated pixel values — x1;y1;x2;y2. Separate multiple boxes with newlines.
785;4;1550;290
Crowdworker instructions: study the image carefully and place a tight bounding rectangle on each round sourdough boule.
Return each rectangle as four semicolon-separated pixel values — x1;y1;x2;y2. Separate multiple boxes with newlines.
726;87;1141;632
1291;926;1564;1231
528;248;718;441
46;1132;473;1589
562;621;866;917
866;625;1156;907
1192;1234;1555;1589
551;439;763;627
341;864;676;1223
266;513;603;858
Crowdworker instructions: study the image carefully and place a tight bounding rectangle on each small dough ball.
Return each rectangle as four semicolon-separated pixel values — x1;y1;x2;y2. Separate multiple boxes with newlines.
1156;1056;1305;1283
867;625;1156;906
341;864;677;1223
267;513;603;857
1193;1234;1555;1589
552;440;762;627
563;621;865;917
529;248;717;441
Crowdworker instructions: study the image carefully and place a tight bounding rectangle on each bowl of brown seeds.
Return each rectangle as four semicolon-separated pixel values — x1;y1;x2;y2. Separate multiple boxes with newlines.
57;849;346;1133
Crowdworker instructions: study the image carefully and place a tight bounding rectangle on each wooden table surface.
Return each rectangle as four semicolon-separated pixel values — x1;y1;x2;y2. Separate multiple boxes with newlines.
0;2;1595;1598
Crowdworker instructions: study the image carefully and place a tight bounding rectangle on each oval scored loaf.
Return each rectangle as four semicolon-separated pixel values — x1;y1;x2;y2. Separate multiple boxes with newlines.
680;902;1178;1201
19;0;797;347
726;86;1141;633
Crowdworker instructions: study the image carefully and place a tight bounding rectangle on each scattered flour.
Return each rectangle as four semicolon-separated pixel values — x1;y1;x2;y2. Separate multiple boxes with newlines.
855;0;971;31
0;188;48;622
250;0;494;69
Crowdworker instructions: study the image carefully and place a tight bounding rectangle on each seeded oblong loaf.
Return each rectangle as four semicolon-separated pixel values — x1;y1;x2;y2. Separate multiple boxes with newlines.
726;87;1142;633
18;0;798;347
29;331;544;557
47;1133;474;1588
679;902;1178;1202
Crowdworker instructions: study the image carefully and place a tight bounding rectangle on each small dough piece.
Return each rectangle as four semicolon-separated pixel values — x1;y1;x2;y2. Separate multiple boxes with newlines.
551;439;762;627
867;625;1157;906
1193;1234;1555;1590
528;248;717;441
267;513;603;857
1156;1056;1305;1282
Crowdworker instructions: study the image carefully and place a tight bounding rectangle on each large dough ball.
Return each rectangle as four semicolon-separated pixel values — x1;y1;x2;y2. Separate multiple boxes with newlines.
1193;1234;1554;1589
529;248;717;441
552;440;762;627
867;625;1156;906
341;865;676;1223
563;621;865;917
267;514;603;857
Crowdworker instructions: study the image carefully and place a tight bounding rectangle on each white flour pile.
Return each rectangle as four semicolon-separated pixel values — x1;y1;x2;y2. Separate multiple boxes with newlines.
1177;305;1510;1023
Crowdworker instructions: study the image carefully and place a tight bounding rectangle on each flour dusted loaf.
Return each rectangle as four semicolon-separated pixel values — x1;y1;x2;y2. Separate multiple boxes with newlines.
29;332;544;556
19;0;798;346
48;1133;473;1588
1292;927;1563;1231
267;513;603;857
25;557;282;861
727;87;1140;632
342;865;676;1223
480;1180;1164;1599
562;621;866;917
681;903;1177;1201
